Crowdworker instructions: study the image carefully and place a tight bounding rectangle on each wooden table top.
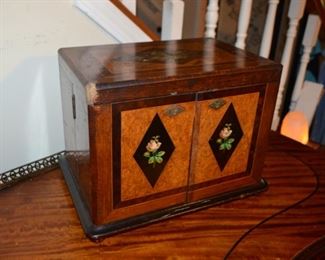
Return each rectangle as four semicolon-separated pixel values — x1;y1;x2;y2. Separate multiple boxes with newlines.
0;133;324;259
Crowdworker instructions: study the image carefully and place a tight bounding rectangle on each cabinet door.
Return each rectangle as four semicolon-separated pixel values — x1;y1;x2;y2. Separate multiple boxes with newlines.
189;88;264;201
110;95;195;221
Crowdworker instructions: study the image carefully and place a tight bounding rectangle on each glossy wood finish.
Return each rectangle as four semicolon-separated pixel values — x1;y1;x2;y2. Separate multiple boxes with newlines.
0;133;324;258
59;39;281;230
58;38;281;104
59;38;281;229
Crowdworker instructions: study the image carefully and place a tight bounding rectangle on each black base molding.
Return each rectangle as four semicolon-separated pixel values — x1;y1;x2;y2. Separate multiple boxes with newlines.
59;156;268;242
0;152;65;190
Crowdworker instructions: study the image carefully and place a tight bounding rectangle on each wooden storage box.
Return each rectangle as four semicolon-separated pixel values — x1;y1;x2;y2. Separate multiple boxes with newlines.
58;38;281;241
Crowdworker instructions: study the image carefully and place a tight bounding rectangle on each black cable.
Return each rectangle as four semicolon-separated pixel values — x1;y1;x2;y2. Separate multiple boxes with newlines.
224;152;321;259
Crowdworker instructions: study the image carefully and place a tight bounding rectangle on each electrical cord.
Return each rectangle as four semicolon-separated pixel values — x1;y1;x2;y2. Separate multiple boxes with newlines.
224;152;321;259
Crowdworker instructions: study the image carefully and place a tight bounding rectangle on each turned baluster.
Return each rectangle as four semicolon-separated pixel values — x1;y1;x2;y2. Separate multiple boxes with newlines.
161;0;185;40
271;0;306;130
259;0;280;58
289;14;321;111
204;0;219;38
235;0;253;50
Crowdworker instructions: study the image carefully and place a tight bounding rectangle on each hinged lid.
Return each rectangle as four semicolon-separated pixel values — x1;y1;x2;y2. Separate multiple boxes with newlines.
59;38;281;104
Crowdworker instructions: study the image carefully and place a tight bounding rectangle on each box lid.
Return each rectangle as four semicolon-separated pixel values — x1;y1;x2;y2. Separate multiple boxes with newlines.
59;38;281;105
59;38;281;104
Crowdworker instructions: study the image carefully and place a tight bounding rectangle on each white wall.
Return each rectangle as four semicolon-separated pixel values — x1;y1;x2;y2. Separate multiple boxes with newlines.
0;0;117;173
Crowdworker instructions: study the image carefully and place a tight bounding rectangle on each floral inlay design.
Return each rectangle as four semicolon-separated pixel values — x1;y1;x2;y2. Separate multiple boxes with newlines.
133;114;175;187
113;49;201;64
217;123;235;151
144;136;165;168
209;104;243;171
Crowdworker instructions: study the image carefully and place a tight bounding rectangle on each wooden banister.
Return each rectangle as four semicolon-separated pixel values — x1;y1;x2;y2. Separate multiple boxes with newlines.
110;0;159;41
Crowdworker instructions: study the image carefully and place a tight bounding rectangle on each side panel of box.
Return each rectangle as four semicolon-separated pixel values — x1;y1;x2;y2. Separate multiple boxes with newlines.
88;104;113;224
250;81;280;181
59;58;76;154
59;57;92;215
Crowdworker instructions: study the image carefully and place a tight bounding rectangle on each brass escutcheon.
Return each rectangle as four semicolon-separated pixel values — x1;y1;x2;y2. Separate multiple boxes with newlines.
209;99;226;110
165;105;185;117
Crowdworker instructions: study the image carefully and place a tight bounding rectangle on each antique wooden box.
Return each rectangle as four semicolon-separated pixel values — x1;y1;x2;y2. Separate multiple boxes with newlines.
58;38;282;241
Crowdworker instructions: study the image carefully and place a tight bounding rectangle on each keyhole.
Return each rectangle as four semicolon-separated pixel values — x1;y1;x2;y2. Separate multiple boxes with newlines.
72;94;76;119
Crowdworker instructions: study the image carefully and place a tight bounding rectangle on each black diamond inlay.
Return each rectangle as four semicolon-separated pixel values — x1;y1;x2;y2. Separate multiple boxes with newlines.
133;114;175;187
209;103;243;171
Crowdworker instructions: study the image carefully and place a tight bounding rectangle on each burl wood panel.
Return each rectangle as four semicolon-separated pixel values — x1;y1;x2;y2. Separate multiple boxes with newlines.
1;134;324;259
191;92;259;186
120;101;195;202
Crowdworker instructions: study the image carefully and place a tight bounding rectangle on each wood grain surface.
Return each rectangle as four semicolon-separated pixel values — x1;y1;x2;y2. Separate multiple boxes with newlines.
59;38;281;228
120;101;195;202
192;92;259;184
58;38;281;102
0;133;324;259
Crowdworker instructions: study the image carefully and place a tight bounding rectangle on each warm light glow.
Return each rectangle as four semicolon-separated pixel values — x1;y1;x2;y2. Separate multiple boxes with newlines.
280;111;309;144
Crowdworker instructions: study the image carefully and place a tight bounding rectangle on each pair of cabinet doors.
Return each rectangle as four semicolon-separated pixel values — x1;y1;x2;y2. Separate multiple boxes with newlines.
110;86;263;220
